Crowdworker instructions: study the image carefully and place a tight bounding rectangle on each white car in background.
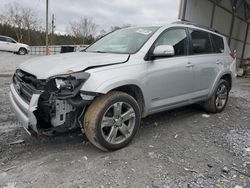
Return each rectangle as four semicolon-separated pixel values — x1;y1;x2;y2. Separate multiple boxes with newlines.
0;35;30;55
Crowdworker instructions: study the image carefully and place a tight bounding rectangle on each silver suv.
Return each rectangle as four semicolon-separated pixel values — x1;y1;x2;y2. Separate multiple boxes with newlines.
9;22;235;151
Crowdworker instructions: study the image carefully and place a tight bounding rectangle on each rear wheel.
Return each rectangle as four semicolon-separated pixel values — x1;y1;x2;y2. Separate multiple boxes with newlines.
83;91;141;151
18;48;27;55
203;79;229;113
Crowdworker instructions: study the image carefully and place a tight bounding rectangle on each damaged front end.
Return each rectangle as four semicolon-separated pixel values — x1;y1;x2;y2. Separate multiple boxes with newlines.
9;69;95;135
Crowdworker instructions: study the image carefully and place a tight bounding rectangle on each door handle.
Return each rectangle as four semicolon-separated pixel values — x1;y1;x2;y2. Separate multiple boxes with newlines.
186;62;194;68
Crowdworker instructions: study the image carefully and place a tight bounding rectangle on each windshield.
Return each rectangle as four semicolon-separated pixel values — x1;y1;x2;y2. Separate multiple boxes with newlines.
86;27;159;54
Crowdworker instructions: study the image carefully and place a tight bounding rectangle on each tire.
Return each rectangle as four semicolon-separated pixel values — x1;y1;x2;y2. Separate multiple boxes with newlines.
83;91;141;151
203;79;230;113
18;48;27;55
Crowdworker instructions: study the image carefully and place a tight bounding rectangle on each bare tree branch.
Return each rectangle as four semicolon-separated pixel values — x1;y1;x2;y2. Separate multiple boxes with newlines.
0;2;38;42
69;17;98;44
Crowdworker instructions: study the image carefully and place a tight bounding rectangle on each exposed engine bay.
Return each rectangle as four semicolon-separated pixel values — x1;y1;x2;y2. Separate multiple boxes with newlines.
36;92;81;132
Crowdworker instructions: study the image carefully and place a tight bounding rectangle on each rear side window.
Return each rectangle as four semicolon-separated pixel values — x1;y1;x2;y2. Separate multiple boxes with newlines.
189;30;212;54
211;34;224;53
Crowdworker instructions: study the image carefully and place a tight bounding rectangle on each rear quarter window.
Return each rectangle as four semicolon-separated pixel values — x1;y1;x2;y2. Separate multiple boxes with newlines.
211;34;224;53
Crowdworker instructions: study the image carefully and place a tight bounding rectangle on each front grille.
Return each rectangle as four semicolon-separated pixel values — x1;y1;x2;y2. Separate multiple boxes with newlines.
13;69;44;103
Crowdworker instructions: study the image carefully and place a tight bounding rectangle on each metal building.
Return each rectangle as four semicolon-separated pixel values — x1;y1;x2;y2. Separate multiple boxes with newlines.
179;0;250;66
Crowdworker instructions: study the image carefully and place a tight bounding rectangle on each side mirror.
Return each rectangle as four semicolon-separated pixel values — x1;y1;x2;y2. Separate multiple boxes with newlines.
153;45;175;57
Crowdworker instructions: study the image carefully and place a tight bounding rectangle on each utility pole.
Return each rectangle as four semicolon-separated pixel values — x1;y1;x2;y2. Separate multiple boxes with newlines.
51;14;55;45
45;0;49;55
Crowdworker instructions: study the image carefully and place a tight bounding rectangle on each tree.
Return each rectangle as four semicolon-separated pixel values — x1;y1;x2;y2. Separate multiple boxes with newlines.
69;17;98;44
22;7;39;43
0;2;38;42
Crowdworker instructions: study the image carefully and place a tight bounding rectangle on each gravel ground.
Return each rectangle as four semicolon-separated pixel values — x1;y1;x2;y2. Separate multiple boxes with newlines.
0;52;250;188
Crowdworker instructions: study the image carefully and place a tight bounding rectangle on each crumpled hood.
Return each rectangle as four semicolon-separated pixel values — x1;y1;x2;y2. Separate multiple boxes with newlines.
19;52;129;79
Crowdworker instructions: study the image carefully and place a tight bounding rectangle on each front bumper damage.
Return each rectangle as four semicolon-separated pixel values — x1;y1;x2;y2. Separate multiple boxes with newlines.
9;83;40;135
9;69;97;135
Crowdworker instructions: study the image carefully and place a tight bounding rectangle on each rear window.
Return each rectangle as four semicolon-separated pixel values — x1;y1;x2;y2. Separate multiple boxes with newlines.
189;30;212;55
211;34;224;53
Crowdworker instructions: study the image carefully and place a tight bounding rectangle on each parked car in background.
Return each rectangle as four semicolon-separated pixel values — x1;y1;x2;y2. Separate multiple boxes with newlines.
0;35;30;55
9;22;235;151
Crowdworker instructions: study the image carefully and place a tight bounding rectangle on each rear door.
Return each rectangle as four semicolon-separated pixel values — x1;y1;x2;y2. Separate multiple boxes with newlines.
188;29;222;97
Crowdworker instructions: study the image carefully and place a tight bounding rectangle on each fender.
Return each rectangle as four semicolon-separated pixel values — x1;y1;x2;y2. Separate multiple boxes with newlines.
81;74;149;116
95;78;149;117
81;61;148;96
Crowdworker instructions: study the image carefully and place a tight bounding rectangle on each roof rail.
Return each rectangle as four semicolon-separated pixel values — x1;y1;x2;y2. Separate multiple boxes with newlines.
172;21;220;34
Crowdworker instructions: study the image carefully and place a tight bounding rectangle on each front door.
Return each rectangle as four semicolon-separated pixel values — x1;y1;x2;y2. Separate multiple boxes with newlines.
146;28;194;113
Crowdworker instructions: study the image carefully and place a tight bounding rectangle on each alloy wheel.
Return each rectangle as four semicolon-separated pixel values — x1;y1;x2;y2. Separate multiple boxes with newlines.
101;102;136;145
19;48;26;55
215;84;228;109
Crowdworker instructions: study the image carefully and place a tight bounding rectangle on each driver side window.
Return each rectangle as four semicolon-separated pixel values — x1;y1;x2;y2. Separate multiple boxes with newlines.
155;28;188;56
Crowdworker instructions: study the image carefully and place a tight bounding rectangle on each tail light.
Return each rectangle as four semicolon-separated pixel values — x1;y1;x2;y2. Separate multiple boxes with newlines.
230;50;236;60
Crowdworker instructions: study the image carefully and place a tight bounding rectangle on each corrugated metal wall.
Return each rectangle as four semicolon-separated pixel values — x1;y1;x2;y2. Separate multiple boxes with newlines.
179;0;250;65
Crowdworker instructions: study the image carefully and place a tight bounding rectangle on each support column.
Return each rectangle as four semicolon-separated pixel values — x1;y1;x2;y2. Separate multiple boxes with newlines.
241;23;249;61
228;10;235;45
210;2;216;28
179;0;188;21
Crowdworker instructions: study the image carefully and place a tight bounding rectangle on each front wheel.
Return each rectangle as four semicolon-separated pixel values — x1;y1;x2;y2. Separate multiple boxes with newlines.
83;91;141;151
18;48;27;55
203;79;229;113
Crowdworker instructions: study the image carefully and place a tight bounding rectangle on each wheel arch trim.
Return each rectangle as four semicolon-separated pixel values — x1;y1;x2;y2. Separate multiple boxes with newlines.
208;71;233;98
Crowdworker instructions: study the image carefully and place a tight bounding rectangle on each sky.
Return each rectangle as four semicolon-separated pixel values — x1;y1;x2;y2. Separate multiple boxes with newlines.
0;0;180;35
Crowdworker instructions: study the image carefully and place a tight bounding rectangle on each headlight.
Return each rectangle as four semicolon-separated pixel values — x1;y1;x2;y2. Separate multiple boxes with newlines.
55;78;82;90
55;79;67;89
54;72;90;90
50;72;90;99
